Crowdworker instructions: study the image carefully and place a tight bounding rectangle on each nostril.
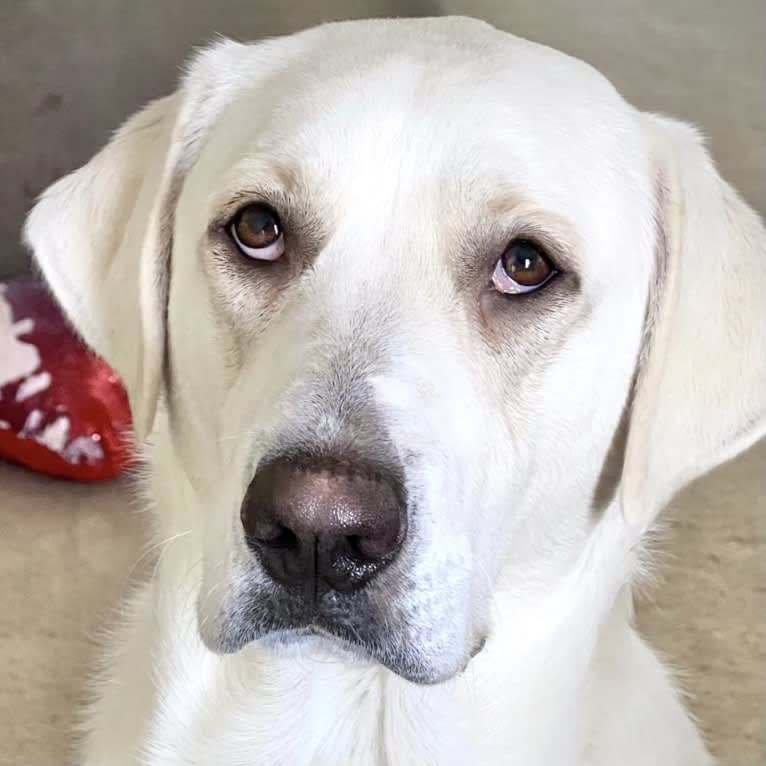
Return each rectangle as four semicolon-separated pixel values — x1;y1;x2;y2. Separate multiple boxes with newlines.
347;533;398;561
252;522;299;551
265;524;299;550
346;534;368;560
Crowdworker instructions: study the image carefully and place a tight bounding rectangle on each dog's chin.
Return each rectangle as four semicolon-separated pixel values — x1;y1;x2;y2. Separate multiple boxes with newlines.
199;616;482;685
258;630;376;667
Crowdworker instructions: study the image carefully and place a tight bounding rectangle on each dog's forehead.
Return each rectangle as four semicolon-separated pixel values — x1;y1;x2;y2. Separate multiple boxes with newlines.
202;20;641;198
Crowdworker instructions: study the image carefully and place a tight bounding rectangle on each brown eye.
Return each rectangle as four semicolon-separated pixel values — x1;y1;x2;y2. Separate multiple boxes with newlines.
492;240;556;294
229;204;284;261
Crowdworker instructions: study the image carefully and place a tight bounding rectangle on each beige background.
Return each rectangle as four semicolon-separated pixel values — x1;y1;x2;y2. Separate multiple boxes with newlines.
0;2;763;765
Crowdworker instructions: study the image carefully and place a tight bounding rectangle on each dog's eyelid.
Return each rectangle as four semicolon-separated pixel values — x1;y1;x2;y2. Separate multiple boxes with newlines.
210;191;288;231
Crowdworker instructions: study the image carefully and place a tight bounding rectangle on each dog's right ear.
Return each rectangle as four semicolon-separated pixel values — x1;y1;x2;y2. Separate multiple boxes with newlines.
24;38;248;441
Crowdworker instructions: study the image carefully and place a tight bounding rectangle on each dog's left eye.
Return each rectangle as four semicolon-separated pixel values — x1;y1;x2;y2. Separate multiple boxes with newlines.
228;204;285;261
492;240;557;294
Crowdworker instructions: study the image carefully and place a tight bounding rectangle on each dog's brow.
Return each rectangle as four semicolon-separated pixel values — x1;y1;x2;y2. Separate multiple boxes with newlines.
209;159;309;224
438;179;580;268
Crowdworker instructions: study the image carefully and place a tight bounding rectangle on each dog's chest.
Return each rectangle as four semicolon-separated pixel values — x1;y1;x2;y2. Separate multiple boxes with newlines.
142;646;473;766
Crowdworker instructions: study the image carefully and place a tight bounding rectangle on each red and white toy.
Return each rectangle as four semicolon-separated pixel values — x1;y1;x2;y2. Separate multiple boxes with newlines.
0;277;134;481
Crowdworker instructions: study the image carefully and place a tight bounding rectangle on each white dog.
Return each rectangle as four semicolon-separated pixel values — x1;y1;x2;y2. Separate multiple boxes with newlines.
25;16;765;766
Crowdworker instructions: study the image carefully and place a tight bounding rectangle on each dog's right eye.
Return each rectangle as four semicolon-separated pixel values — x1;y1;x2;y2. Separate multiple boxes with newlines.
229;204;285;261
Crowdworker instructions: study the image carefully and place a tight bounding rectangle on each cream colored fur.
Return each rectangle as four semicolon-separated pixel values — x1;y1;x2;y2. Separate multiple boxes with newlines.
24;17;766;766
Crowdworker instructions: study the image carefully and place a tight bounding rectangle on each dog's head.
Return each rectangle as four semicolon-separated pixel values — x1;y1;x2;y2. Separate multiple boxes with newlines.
25;18;766;683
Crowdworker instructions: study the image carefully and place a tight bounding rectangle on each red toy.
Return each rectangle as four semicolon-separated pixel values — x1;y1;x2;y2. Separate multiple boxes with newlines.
0;276;134;481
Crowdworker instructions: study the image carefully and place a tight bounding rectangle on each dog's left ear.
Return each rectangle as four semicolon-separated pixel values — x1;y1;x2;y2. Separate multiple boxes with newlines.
23;39;248;440
621;114;766;532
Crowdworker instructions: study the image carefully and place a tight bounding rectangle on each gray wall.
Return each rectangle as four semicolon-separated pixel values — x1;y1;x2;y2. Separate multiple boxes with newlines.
1;1;763;277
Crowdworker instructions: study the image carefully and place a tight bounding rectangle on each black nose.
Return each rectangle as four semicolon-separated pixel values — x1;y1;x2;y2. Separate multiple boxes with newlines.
241;457;406;595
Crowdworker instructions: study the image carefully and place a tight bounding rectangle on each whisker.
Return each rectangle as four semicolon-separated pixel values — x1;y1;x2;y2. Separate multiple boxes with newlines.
128;530;192;579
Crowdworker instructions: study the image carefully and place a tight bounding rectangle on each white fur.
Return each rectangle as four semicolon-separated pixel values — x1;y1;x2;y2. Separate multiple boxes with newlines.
24;17;765;766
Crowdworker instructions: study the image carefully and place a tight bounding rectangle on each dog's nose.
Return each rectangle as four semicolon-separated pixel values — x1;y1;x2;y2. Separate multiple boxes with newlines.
241;458;406;594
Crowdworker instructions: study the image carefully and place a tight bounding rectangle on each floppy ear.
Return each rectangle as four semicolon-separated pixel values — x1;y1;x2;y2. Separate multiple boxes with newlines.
24;95;181;440
621;115;766;531
24;39;248;440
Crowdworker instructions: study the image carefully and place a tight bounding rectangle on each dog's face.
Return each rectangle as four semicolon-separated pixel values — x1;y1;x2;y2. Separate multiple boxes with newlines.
26;18;766;684
167;21;655;683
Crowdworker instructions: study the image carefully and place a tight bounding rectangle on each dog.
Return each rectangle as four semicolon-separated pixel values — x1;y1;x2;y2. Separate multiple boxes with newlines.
24;16;765;766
